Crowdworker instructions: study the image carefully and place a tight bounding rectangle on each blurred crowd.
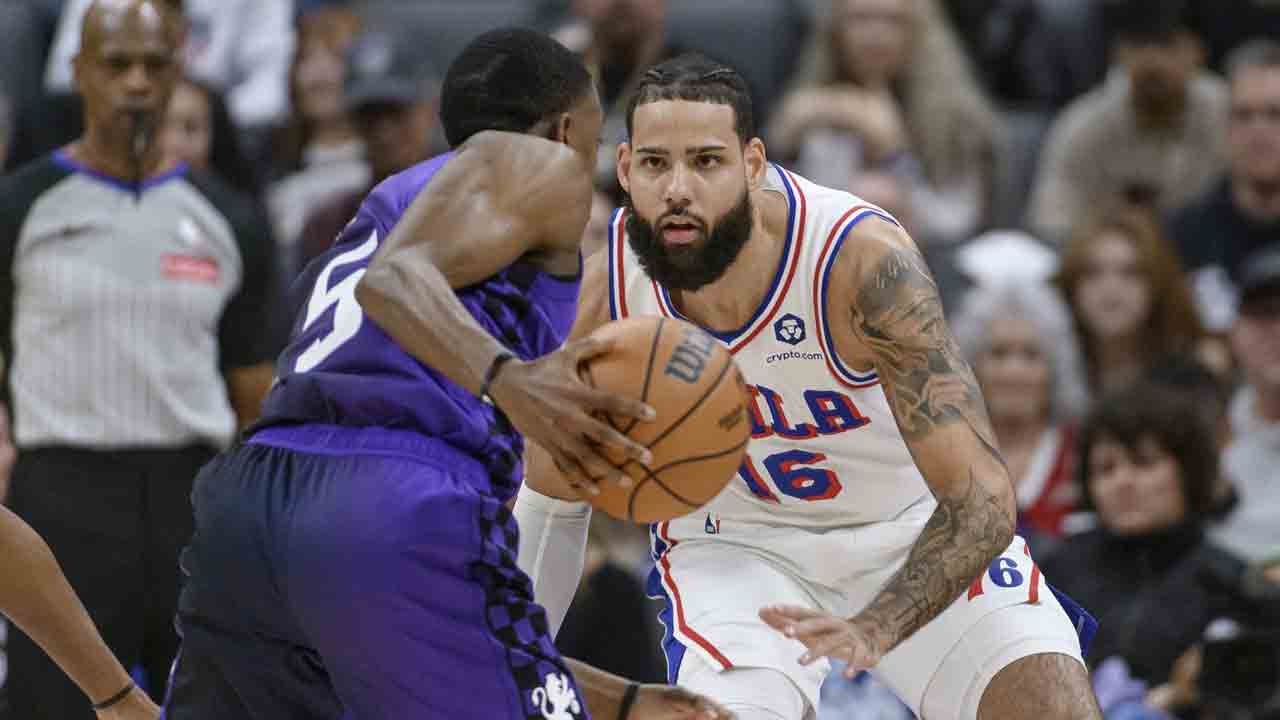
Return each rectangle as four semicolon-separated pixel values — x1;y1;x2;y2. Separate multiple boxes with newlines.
0;0;1277;718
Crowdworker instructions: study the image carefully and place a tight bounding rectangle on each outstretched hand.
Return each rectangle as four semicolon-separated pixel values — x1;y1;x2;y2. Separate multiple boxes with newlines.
630;683;735;720
759;605;885;678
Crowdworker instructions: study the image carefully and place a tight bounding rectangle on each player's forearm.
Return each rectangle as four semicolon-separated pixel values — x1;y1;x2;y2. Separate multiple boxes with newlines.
0;506;134;704
848;468;1014;654
565;658;636;718
356;258;512;396
845;237;1017;654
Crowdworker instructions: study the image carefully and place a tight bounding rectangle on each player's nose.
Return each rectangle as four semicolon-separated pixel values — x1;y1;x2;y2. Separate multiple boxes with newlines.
663;162;694;205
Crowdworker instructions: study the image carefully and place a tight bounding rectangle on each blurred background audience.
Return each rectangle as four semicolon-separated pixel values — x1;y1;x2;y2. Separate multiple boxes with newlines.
0;0;1278;716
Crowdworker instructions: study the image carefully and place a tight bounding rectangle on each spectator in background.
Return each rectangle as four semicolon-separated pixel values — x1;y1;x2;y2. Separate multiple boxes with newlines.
1184;0;1280;75
291;30;437;283
1027;0;1227;245
0;1;51;125
1056;206;1205;393
1040;381;1222;688
1169;40;1280;333
0;93;11;171
159;76;263;196
551;0;682;194
1210;245;1280;564
581;187;614;258
943;0;1109;110
952;278;1088;550
0;2;279;716
44;0;295;148
769;0;1003;244
267;4;368;257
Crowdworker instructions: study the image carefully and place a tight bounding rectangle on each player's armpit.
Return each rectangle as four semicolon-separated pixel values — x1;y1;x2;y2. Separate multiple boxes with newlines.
830;219;1016;657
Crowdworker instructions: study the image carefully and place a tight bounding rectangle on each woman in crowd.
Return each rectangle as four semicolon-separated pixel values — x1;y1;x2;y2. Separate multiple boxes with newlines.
159;76;262;196
266;5;367;260
767;0;1002;243
952;278;1089;550
1040;380;1224;688
1056;205;1207;394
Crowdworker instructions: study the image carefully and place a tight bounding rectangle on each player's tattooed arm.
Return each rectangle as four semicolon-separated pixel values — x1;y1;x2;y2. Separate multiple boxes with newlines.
841;224;1016;658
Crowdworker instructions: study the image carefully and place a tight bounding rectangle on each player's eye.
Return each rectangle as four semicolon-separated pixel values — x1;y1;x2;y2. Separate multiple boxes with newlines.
641;156;666;170
696;155;722;169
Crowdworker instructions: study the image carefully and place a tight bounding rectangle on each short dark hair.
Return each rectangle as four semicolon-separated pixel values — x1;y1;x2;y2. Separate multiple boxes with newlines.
625;53;755;146
1225;38;1280;83
1076;380;1219;518
438;27;593;148
1107;0;1193;44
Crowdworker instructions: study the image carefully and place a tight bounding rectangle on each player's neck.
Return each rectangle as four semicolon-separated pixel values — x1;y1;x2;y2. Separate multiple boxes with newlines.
674;193;788;334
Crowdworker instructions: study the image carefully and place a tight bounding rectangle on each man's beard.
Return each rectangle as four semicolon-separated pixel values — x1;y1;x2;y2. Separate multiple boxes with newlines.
624;189;754;292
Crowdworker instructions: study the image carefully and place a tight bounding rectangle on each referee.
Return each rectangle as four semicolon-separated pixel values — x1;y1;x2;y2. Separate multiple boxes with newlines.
0;1;278;717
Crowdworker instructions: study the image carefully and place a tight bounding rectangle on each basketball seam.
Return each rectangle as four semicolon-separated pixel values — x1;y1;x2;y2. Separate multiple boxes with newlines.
644;438;750;508
644;351;735;453
622;317;666;436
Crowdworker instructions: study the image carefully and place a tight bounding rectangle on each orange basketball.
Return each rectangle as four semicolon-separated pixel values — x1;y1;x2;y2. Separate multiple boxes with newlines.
579;316;751;523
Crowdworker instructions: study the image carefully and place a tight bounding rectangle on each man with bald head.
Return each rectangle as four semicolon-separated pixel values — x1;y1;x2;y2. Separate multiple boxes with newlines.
0;1;280;716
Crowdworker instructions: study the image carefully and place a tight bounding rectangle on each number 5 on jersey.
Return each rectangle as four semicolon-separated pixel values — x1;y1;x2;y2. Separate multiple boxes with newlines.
295;231;379;372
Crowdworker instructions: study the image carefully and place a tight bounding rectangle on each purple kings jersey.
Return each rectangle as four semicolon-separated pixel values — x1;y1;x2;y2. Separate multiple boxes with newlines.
256;153;581;498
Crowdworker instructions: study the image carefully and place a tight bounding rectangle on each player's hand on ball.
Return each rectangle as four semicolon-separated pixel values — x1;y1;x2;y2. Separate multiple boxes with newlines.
631;683;735;720
488;336;654;489
759;605;885;678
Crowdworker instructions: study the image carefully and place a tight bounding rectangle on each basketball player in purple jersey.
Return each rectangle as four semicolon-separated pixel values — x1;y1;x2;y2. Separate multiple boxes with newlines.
163;28;731;720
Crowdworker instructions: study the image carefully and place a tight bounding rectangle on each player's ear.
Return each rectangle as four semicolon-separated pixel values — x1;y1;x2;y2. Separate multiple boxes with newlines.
616;141;632;194
744;137;767;190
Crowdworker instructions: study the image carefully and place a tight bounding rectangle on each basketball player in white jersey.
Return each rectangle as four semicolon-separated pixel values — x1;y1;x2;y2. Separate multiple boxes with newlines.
514;54;1102;720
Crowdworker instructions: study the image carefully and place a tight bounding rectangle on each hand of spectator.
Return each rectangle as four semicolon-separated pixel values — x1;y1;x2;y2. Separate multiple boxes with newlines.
95;687;161;720
1146;644;1201;711
629;683;735;719
488;336;656;490
831;89;909;162
0;403;15;503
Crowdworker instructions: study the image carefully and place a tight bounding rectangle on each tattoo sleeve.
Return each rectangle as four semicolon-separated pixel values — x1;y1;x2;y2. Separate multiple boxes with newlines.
847;244;1015;652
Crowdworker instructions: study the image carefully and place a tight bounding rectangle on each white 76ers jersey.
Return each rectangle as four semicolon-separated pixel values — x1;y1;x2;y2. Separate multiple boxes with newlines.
607;164;935;588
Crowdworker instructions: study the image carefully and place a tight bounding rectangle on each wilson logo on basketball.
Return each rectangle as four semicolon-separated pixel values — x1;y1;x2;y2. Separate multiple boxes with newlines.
664;327;716;384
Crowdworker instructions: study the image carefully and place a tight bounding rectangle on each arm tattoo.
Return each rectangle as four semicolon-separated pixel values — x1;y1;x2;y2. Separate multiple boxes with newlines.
849;246;1002;460
848;245;1015;650
857;469;1014;651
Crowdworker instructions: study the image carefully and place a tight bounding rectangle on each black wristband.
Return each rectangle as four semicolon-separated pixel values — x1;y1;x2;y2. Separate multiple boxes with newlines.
91;681;134;711
479;351;516;406
617;682;639;720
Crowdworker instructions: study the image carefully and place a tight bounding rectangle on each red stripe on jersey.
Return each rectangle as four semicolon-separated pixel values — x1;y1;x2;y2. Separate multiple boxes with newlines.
657;522;734;669
613;211;629;318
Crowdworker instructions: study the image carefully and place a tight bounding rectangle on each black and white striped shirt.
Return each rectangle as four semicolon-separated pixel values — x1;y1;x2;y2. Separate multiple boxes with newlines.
0;152;278;449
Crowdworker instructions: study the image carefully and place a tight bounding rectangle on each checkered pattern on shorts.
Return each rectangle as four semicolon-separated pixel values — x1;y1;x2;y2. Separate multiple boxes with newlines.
472;500;589;720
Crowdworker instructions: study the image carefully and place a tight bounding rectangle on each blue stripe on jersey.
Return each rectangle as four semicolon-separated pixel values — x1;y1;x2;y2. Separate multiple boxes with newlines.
646;526;687;684
820;210;897;385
